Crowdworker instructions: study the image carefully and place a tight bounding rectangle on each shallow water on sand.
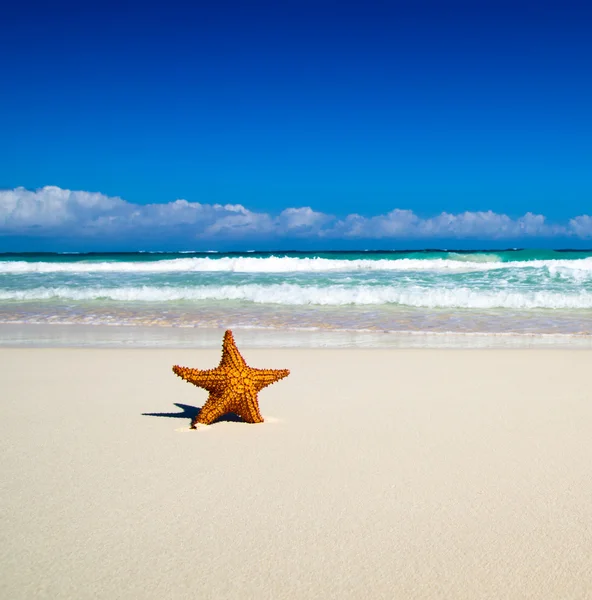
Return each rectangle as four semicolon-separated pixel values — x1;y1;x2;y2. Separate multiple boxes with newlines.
1;250;591;343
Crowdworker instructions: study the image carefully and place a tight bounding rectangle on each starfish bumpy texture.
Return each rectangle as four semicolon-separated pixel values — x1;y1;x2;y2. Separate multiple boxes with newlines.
172;330;290;427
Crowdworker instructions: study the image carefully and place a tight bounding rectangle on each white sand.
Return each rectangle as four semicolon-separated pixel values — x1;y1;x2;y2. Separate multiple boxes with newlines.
1;347;592;599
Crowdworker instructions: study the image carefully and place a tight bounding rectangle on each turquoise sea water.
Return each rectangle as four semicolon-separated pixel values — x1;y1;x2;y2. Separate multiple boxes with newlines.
1;249;592;342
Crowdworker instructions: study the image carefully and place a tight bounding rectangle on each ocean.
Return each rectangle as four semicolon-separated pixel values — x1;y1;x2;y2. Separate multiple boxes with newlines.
1;249;592;347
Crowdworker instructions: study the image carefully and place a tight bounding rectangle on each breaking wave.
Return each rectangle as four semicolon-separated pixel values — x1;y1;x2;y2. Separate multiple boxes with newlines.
2;284;592;309
2;255;592;274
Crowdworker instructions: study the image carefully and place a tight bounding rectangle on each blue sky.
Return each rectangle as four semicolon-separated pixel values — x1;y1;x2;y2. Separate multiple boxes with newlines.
1;0;591;250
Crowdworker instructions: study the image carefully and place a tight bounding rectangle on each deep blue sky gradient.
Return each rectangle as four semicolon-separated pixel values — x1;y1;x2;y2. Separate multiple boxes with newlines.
1;0;591;223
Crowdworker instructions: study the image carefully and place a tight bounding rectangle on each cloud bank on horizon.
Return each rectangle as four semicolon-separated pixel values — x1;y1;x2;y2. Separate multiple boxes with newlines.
1;186;591;248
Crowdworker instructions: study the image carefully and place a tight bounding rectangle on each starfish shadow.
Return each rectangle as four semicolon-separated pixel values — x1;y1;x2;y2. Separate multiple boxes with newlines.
142;403;244;425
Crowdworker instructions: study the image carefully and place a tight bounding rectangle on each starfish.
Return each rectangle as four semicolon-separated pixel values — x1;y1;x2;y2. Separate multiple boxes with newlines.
172;330;290;427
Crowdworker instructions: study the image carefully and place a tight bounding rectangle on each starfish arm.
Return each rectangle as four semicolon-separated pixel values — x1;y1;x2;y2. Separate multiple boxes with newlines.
172;365;228;394
251;368;290;392
218;330;247;369
193;393;230;426
232;386;264;424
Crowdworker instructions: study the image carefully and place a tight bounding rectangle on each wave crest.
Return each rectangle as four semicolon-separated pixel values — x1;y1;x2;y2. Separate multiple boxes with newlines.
2;255;592;274
2;284;592;309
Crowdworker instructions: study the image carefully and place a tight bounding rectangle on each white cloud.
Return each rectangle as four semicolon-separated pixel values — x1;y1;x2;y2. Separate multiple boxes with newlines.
0;186;589;243
569;215;592;238
328;209;567;239
278;207;331;233
0;186;126;230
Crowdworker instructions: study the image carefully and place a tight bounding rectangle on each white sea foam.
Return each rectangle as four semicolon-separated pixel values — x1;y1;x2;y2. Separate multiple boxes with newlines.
2;284;592;309
2;256;592;274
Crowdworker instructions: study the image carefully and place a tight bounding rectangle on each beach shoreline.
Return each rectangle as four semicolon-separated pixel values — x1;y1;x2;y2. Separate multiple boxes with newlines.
2;322;592;349
2;249;592;338
2;346;591;599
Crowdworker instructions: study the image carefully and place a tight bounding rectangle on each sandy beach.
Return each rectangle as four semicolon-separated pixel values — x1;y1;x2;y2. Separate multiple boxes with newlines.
1;345;591;599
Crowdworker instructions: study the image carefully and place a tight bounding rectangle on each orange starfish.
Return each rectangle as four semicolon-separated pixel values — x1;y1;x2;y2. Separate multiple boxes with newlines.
172;330;290;427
